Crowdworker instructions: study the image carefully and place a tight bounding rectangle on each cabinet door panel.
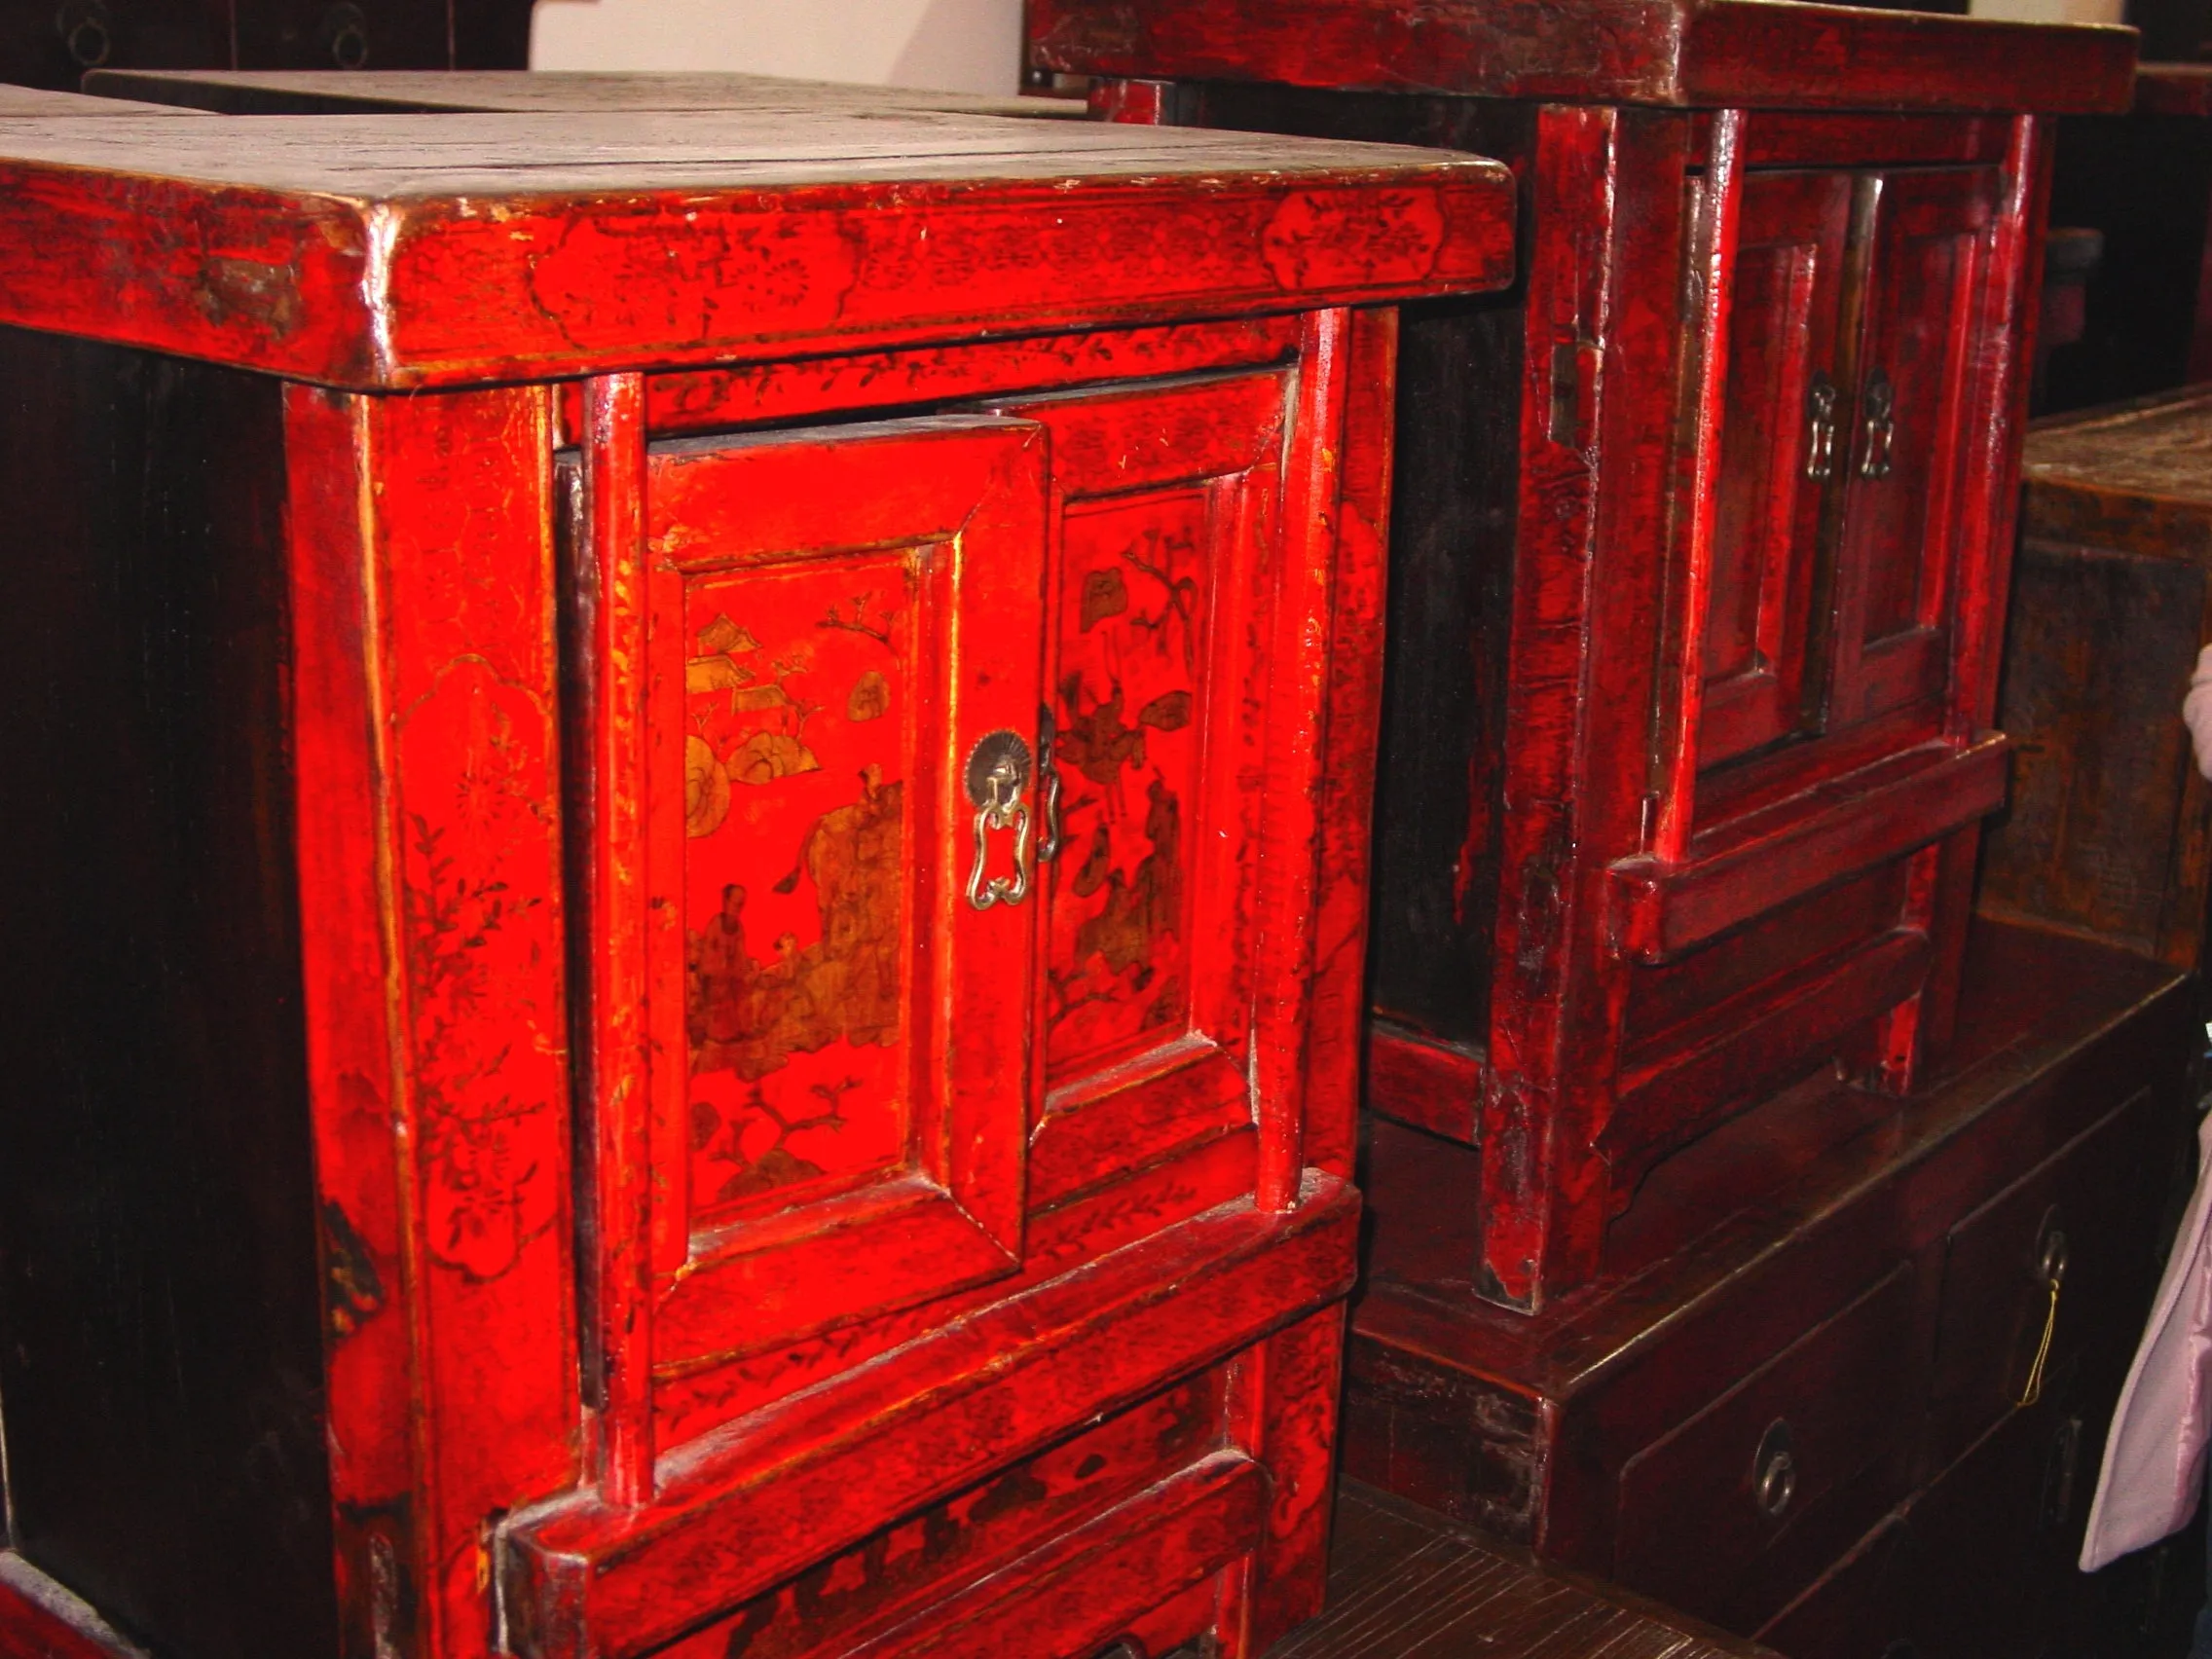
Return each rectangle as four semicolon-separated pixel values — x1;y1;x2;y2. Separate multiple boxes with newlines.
1699;169;1853;769
1828;166;1999;734
636;417;1049;1376
982;372;1289;1209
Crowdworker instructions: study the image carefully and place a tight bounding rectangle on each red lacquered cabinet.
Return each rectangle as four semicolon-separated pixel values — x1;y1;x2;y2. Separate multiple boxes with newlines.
0;110;1514;1658
1027;0;2139;1309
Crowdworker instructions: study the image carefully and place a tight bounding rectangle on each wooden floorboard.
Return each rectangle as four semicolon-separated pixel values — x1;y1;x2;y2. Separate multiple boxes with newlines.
1267;1483;1781;1658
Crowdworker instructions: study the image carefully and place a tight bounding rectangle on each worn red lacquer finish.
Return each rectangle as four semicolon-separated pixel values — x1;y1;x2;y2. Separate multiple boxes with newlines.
1037;0;2121;1309
0;98;1511;1659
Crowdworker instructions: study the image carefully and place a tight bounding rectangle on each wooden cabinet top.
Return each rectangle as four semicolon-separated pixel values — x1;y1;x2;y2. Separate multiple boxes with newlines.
2135;61;2212;115
0;109;1513;389
1027;0;2138;114
82;68;1088;121
0;86;207;117
2021;387;2212;555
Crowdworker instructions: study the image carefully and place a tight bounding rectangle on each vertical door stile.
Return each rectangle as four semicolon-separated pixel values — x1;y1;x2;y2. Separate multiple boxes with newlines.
1653;107;1746;866
584;372;657;1507
1948;114;2048;743
1252;309;1350;1213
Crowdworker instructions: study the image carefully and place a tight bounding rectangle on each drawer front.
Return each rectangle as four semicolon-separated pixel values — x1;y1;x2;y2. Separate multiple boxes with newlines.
232;0;449;70
1927;1084;2166;1471
1753;1516;1908;1659
0;0;228;90
645;1367;1237;1659
1615;1264;1919;1632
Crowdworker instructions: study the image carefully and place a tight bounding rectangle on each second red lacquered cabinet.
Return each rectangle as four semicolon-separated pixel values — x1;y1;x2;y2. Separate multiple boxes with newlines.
1029;0;2139;1308
0;108;1514;1659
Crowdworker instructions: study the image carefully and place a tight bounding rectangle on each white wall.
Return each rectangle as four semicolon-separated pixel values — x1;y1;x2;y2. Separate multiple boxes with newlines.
1969;0;2124;23
531;0;1025;96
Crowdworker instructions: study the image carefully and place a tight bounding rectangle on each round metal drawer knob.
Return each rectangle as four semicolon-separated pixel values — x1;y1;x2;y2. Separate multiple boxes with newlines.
55;0;111;65
1753;1419;1797;1520
319;2;369;69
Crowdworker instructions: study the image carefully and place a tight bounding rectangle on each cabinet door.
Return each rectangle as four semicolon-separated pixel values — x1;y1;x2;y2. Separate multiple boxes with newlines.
980;371;1291;1208
1826;166;2000;737
627;416;1051;1379
1697;169;1853;769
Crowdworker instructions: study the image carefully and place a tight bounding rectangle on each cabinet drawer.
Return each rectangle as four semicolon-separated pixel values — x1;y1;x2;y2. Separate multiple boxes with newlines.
233;0;449;69
1927;1084;2166;1470
1615;1264;1919;1632
0;0;228;89
643;1368;1242;1659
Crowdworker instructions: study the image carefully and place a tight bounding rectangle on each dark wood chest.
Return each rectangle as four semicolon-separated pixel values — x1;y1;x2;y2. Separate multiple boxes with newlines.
1982;387;2212;971
0;105;1516;1659
1346;919;2196;1653
0;0;535;94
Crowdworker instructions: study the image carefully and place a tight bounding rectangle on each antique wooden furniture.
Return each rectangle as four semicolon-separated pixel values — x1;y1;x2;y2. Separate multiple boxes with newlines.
0;0;535;94
82;67;1090;118
2044;65;2212;414
0;109;1516;1659
1346;919;2197;1653
1982;387;2212;969
1027;0;2140;1311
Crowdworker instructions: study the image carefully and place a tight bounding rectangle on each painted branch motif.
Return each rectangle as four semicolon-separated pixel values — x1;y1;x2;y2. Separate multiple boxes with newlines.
1046;499;1205;1081
681;560;916;1213
398;657;565;1283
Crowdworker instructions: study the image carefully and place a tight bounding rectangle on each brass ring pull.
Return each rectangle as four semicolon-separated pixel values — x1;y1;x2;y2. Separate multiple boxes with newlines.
1859;368;1897;480
1752;1419;1797;1520
2018;1225;2069;1409
965;729;1034;911
55;0;110;66
1034;704;1062;866
1804;373;1839;480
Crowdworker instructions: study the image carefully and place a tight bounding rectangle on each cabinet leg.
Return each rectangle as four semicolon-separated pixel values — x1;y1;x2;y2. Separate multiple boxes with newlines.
1215;1303;1346;1656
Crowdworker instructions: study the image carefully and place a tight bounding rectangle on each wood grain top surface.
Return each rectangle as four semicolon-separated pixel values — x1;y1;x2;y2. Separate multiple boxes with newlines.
0;86;208;117
2025;388;2212;506
81;68;1088;121
0;105;1514;387
2135;62;2212;117
0;107;1499;197
1282;1483;1780;1657
1027;0;2138;113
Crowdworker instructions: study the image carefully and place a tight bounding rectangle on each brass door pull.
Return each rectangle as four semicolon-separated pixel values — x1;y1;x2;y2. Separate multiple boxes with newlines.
1804;373;1839;480
1859;368;1897;480
1034;704;1062;866
965;729;1035;911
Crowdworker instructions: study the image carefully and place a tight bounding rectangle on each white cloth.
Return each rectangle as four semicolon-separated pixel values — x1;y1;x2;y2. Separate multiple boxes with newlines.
2183;644;2212;781
2082;1056;2212;1569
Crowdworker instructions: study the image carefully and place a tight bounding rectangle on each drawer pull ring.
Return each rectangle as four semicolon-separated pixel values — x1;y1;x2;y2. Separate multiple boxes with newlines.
965;729;1035;911
1752;1419;1797;1520
2018;1227;2069;1409
1859;368;1897;480
1035;704;1063;866
1804;373;1838;480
